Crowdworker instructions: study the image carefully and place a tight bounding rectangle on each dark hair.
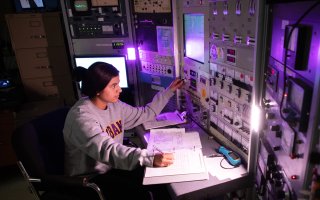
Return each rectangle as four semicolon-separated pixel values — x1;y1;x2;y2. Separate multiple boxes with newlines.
73;62;119;98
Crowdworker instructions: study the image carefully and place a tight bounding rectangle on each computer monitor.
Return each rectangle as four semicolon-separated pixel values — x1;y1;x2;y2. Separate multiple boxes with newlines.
183;13;205;63
14;0;60;12
74;55;129;88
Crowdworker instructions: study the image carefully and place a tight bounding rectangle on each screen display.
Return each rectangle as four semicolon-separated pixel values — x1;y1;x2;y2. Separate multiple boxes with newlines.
74;56;129;88
227;48;236;56
288;80;304;112
184;13;204;63
226;56;236;63
14;0;60;12
19;0;44;8
74;0;89;11
91;0;118;7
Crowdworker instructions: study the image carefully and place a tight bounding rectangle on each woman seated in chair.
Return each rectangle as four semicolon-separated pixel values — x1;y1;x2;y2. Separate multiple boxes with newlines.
63;62;184;200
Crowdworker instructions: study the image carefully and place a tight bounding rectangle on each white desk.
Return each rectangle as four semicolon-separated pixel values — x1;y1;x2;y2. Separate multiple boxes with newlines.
135;121;252;200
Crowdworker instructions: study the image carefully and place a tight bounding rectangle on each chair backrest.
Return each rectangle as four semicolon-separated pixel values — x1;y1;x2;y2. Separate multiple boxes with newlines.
12;107;70;178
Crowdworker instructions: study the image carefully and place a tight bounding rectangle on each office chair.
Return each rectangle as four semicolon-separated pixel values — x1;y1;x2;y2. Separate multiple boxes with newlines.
12;107;105;200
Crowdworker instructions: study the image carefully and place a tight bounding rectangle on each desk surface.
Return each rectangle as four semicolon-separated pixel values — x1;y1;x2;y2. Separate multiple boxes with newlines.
135;121;252;200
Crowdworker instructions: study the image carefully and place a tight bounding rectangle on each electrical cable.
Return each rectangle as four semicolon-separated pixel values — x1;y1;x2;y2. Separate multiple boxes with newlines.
219;157;237;169
280;0;320;122
279;0;320;157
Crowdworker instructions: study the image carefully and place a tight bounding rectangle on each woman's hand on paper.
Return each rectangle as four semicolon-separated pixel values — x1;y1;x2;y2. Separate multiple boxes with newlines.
153;153;174;167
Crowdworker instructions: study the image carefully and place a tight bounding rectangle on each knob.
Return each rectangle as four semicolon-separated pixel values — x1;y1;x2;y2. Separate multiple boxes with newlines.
264;99;271;103
236;88;241;98
246;94;251;103
266;112;276;119
211;78;216;85
273;146;281;151
264;104;271;109
277;190;286;199
228;85;232;93
275;180;283;188
270;125;281;131
271;172;282;180
282;108;290;114
220;81;224;89
275;131;282;138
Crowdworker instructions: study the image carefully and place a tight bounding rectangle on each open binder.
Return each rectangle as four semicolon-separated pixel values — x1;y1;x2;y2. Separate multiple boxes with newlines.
142;110;187;130
143;128;209;185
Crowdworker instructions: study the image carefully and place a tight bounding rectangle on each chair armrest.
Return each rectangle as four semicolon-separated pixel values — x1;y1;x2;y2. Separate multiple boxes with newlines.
43;175;105;200
43;175;86;188
84;182;105;200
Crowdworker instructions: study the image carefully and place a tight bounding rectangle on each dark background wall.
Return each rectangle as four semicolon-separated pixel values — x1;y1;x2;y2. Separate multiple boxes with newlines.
0;0;17;75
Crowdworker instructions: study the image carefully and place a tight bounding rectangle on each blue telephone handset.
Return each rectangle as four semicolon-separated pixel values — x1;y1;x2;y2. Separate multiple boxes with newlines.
218;146;241;167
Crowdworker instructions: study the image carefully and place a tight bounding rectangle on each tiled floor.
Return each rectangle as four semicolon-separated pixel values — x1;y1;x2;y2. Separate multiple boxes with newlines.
0;165;35;200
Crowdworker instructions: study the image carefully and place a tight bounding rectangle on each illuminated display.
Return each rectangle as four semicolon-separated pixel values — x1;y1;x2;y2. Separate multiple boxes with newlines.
190;78;197;88
74;0;89;11
112;42;125;49
190;70;197;77
226;56;236;63
227;48;236;56
19;0;44;8
200;76;206;84
75;56;128;88
288;80;304;112
91;0;118;7
184;13;204;63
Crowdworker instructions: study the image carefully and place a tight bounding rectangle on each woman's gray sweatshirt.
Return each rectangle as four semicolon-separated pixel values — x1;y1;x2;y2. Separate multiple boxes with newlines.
63;88;174;176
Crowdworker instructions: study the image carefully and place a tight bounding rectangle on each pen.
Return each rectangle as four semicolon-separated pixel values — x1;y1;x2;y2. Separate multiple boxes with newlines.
179;78;185;83
153;145;164;154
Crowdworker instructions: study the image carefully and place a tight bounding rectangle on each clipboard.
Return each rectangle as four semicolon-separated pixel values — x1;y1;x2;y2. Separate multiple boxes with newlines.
142;110;187;130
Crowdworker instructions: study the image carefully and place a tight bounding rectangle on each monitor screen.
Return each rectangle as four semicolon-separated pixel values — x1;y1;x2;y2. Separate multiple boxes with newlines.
14;0;60;12
74;0;89;12
20;0;44;8
74;56;129;88
184;13;204;63
287;79;304;113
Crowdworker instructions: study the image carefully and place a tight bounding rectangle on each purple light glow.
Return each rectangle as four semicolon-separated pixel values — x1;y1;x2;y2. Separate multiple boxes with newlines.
127;47;136;60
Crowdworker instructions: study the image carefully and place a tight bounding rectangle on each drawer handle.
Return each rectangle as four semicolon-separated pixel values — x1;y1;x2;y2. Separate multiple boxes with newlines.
36;52;48;58
30;35;46;39
47;93;58;97
42;81;55;87
35;65;52;69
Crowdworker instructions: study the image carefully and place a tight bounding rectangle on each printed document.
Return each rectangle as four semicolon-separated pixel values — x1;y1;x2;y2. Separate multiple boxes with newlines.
142;110;187;130
143;128;208;185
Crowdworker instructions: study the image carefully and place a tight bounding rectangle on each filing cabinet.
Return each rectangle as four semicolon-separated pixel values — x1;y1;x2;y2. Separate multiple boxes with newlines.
5;12;75;105
0;110;16;166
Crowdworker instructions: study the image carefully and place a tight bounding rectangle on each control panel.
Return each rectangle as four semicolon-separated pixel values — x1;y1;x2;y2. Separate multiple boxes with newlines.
139;50;174;77
207;0;256;158
64;0;129;38
61;0;135;55
257;1;320;199
132;0;176;108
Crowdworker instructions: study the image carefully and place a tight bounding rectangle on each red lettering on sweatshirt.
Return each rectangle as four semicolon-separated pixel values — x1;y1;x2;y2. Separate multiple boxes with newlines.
105;120;122;138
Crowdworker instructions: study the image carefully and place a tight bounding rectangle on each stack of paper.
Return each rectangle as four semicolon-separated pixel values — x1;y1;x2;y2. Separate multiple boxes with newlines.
142;110;187;130
143;128;209;185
